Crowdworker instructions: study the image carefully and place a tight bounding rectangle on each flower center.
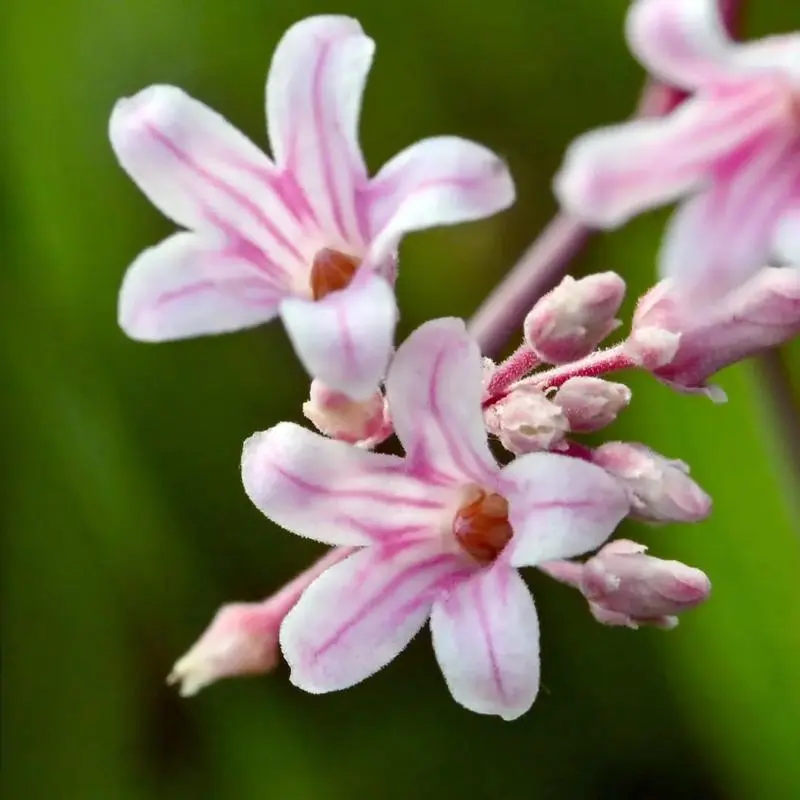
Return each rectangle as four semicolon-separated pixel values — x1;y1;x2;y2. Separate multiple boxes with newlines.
309;248;361;301
452;486;513;564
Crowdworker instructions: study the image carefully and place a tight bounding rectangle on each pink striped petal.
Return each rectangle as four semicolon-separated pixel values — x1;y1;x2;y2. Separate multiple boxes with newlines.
364;137;515;266
242;423;453;547
626;0;732;89
280;541;468;693
555;81;789;228
385;318;499;486
266;16;373;250
430;564;540;721
119;232;283;341
110;85;309;279
660;136;800;301
279;270;397;401
501;453;629;567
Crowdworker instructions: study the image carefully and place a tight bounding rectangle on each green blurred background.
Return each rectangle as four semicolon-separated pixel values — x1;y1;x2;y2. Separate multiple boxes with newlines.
2;0;798;797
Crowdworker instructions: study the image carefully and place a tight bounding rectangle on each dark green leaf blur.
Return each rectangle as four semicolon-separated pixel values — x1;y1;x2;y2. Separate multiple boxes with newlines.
2;0;798;798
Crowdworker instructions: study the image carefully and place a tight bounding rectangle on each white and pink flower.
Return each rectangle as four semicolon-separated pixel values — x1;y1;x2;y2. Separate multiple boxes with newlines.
110;15;514;399
241;318;629;720
555;0;800;303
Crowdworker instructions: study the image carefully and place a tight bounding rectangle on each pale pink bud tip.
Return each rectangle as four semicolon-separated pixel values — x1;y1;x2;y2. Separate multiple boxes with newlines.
486;384;569;454
553;377;631;433
524;272;626;364
592;442;711;524
303;380;392;449
167;603;281;697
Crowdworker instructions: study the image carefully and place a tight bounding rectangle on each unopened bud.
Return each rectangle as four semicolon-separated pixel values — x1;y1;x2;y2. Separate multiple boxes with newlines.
303;380;392;448
627;269;800;399
553;377;631;433
582;539;711;629
487;384;569;454
540;539;711;629
524;272;626;363
168;602;282;697
592;442;711;523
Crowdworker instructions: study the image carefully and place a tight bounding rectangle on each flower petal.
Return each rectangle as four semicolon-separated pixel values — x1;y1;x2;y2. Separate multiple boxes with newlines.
626;0;732;89
386;318;499;486
660;136;800;301
430;564;540;721
774;204;800;265
266;16;374;249
554;83;789;229
279;270;397;401
501;453;629;567
242;422;452;547
733;34;800;82
110;85;310;278
365;137;515;266
280;540;468;693
118;232;283;341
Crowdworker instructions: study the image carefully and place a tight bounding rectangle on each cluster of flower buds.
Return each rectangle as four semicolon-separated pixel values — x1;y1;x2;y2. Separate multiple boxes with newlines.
110;0;799;721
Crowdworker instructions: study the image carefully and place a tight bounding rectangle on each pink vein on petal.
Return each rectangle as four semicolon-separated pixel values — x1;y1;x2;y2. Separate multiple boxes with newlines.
144;123;306;263
472;575;507;704
311;553;458;661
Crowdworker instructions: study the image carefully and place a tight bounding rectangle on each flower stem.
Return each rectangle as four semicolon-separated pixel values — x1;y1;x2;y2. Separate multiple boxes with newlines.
530;344;635;391
486;342;540;398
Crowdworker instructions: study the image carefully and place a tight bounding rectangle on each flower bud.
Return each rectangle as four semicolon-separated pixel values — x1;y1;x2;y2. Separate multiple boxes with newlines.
592;442;711;523
553;377;631;433
524;272;626;364
486;384;569;454
540;539;711;629
627;269;800;400
582;539;711;629
303;380;392;448
168;602;282;696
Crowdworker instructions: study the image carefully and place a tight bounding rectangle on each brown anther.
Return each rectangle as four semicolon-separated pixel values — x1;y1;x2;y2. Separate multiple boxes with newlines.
452;487;513;564
309;248;361;301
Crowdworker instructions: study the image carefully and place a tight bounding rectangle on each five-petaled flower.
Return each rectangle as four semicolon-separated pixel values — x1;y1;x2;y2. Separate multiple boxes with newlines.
111;15;515;400
555;0;800;304
241;318;629;720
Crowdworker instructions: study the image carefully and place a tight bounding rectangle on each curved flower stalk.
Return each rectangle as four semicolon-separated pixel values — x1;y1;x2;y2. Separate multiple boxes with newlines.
110;15;514;400
555;0;800;304
241;319;629;719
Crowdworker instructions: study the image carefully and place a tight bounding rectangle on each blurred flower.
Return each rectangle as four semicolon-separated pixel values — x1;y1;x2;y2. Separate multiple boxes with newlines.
241;319;628;719
555;0;800;303
553;377;631;433
168;602;282;696
485;383;570;453
592;441;711;524
523;273;626;364
303;380;392;448
627;268;800;400
541;539;711;630
110;15;514;400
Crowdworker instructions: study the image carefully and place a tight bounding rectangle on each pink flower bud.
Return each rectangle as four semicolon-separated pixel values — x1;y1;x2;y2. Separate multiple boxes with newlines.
582;539;711;629
553;377;631;433
303;380;392;448
592;442;711;523
168;602;282;696
486;384;569;453
524;272;626;364
540;540;711;630
627;269;800;400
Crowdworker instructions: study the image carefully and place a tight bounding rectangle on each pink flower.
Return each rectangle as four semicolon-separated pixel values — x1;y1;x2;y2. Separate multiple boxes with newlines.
627;268;800;400
241;319;629;719
555;0;800;302
110;16;514;400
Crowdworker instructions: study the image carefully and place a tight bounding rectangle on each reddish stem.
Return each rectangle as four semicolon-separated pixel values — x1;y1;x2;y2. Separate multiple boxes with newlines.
531;345;636;391
485;343;540;398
